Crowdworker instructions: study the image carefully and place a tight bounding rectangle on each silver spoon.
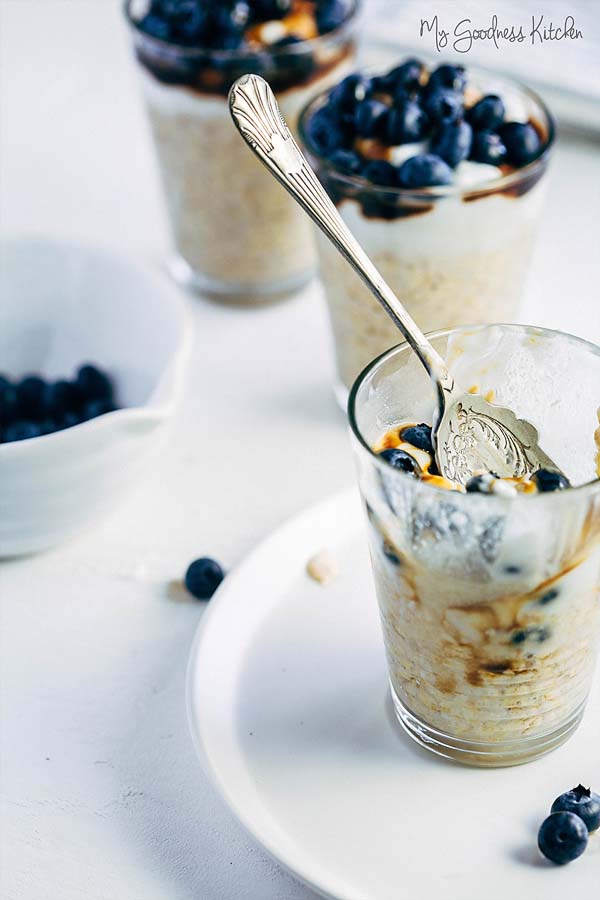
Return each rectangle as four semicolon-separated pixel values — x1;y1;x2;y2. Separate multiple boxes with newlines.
229;74;559;485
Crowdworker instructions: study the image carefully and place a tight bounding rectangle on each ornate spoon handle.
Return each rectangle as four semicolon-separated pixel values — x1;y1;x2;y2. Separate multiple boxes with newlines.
228;73;453;396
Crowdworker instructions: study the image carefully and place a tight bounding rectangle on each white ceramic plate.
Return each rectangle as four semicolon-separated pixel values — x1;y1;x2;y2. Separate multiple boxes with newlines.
187;488;599;900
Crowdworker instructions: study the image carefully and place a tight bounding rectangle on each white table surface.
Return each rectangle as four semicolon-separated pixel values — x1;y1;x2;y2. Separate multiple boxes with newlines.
1;2;599;899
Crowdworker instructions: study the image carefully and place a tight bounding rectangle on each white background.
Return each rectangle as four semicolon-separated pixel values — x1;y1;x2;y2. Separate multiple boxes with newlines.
1;1;599;898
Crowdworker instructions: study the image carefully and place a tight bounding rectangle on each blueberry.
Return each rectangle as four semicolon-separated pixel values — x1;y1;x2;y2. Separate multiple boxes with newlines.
316;0;348;34
467;94;505;130
254;0;292;21
2;420;41;443
427;64;466;93
498;122;542;167
551;785;600;833
16;375;46;419
537;812;588;864
385;98;429;144
465;474;495;494
470;130;507;166
423;88;463;124
378;448;421;477
43;380;82;418
431;120;472;168
140;13;172;40
82;399;116;421
531;468;570;492
306;106;347;156
374;58;423;96
328;148;362;175
397;154;453;188
354;99;389;138
76;365;114;404
174;2;214;43
361;160;398;187
59;410;83;430
0;378;19;425
401;424;433;453
329;74;371;117
184;557;225;600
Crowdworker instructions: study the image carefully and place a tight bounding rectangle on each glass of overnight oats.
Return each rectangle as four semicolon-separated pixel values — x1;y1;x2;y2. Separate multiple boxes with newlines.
299;59;555;401
124;0;358;303
349;323;600;767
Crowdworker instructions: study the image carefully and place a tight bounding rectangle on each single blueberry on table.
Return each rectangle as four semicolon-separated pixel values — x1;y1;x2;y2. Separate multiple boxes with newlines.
385;98;429;144
16;375;46;419
430;120;472;168
361;159;398;187
423;87;463;124
498;121;542;167
378;448;421;477
316;0;348;34
537;811;588;864
306;106;347;156
551;785;600;833
328;148;362;175
397;154;453;188
184;557;225;600
401;424;433;454
531;468;570;492
77;364;114;404
470;130;507;166
427;63;466;93
353;98;389;138
467;94;505;130
2;420;42;443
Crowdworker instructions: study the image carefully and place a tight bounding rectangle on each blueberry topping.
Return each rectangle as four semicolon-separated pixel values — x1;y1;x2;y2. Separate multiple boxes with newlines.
82;399;116;420
354;99;389;138
77;364;114;404
498;121;542;166
316;0;348;34
423;87;463;124
140;12;172;41
306;106;347;156
328;148;362;175
531;468;570;492
328;74;371;117
400;423;433;454
470;130;507;166
465;474;495;494
397;154;453;188
254;0;292;21
16;376;46;419
537;812;588;864
43;380;82;419
378;448;421;477
467;94;505;130
2;420;42;443
427;64;466;93
374;58;423;96
551;785;600;833
430;120;472;168
184;557;225;600
0;378;19;425
361;159;398;187
385;98;429;144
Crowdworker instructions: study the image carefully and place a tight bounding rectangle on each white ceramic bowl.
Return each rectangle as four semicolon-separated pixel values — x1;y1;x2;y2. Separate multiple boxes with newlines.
0;237;192;556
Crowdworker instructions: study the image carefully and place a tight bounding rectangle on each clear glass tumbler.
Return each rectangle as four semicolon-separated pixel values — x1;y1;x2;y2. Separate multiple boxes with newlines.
299;70;555;402
124;0;358;303
349;324;600;767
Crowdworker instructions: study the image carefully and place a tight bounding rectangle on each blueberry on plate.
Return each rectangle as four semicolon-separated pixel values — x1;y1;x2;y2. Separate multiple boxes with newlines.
397;154;453;188
467;94;505;130
316;0;348;34
16;375;46;419
354;98;389;138
551;785;600;833
374;58;423;96
385;98;429;144
401;424;433;454
531;468;570;492
328;73;371;117
306;106;348;156
427;63;466;93
498;122;542;167
184;557;225;600
361;160;398;187
537;812;588;864
328;148;362;175
76;364;114;404
430;120;472;168
2;420;42;443
470;130;507;166
423;87;463;124
378;448;421;477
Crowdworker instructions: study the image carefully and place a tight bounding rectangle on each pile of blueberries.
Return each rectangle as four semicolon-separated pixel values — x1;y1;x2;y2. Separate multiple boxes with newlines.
0;365;118;444
538;784;600;864
137;0;348;48
378;423;570;493
305;59;545;191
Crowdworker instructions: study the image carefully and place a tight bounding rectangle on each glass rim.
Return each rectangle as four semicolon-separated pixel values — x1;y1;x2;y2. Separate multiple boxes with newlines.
348;323;600;500
123;0;360;60
298;64;556;201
